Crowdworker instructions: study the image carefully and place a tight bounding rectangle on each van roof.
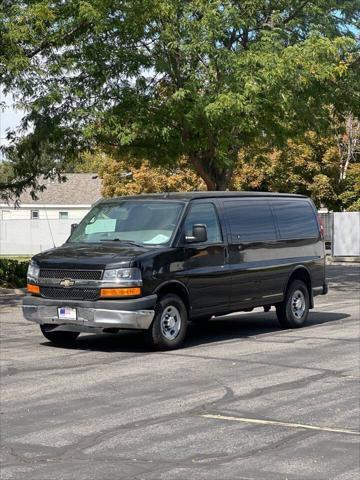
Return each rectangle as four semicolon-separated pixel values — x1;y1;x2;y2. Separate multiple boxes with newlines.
98;191;308;203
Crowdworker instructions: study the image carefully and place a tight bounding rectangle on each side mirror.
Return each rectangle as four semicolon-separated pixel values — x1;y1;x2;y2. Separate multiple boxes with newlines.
71;223;78;234
185;224;207;243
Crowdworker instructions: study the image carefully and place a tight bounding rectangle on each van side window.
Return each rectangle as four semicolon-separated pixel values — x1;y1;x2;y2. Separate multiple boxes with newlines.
184;203;222;244
224;200;276;242
273;200;318;239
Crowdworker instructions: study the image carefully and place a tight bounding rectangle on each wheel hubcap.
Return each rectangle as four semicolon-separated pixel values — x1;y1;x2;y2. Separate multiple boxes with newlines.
291;290;306;319
160;305;181;340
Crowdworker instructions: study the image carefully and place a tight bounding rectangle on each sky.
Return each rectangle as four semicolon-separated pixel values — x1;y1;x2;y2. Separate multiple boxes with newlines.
0;92;23;152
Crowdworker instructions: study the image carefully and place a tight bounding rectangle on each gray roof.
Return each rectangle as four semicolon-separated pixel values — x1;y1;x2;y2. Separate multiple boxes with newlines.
19;173;102;205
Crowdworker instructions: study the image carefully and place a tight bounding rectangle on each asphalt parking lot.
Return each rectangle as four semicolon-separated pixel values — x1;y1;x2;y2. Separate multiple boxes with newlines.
0;264;359;480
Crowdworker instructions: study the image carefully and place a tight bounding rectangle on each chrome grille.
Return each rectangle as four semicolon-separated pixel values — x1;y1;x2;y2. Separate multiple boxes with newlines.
39;269;102;280
41;287;99;301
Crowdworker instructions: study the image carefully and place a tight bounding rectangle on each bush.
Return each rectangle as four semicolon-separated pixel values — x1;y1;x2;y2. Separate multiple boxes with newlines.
0;258;29;288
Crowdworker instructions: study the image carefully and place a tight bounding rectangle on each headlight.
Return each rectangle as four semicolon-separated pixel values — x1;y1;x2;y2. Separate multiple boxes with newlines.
102;267;142;286
27;261;40;283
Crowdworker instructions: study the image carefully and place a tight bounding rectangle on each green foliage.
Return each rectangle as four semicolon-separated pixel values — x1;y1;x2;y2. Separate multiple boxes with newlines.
73;151;106;173
0;161;14;185
0;258;29;288
1;0;360;191
0;142;66;202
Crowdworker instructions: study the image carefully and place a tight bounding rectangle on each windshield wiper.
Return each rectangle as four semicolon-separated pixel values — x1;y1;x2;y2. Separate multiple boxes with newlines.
99;239;145;248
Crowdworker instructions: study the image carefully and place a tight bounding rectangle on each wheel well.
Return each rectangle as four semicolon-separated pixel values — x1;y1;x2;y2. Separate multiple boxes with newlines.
286;268;313;308
155;283;190;316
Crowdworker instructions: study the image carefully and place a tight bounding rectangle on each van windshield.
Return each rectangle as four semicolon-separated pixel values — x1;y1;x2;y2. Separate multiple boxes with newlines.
68;200;184;246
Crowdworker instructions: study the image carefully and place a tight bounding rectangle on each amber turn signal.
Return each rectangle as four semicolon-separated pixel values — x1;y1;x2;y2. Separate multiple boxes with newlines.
27;284;40;295
100;287;141;298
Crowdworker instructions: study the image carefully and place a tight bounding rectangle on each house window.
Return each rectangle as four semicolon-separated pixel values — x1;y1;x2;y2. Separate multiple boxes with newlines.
31;210;39;220
59;211;69;219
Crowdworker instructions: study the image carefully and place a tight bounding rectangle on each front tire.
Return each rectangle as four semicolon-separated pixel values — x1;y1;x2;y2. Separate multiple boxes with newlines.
146;294;188;350
40;325;80;345
276;280;310;328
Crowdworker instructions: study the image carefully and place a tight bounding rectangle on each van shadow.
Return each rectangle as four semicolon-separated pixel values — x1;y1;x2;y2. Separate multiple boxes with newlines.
41;309;350;353
184;310;350;349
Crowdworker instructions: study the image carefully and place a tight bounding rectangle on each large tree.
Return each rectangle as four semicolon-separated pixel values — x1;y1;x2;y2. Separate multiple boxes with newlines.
1;0;359;196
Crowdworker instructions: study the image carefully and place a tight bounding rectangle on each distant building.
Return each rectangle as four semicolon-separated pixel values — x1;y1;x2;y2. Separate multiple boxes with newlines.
0;173;102;221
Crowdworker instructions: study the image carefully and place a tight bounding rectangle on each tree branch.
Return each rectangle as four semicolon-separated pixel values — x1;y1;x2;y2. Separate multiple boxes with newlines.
25;22;90;58
282;1;310;25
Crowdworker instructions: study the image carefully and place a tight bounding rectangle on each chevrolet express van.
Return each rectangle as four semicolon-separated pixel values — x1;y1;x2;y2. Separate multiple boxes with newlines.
23;192;328;350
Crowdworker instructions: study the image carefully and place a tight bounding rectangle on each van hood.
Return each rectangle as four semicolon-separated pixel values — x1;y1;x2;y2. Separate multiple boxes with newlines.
33;242;153;270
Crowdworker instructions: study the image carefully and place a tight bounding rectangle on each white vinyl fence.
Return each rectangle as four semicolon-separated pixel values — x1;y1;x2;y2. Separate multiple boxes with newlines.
0;219;82;256
332;212;360;257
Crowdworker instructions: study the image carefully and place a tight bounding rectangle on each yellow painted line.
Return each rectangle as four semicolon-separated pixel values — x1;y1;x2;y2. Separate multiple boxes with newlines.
201;414;360;436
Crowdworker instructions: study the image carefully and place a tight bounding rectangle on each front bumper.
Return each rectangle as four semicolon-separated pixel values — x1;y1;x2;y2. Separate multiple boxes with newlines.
22;295;157;333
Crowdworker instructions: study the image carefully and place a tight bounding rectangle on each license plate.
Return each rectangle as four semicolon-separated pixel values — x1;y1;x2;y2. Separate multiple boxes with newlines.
58;307;77;321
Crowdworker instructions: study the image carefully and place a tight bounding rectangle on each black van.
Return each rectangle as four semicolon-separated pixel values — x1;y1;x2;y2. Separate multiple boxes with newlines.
23;192;328;350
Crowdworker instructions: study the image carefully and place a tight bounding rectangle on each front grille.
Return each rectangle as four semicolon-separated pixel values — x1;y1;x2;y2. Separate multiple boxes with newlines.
39;269;102;280
41;287;99;301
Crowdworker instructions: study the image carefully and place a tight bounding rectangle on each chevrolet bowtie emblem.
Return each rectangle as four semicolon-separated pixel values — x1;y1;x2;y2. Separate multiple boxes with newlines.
59;278;75;288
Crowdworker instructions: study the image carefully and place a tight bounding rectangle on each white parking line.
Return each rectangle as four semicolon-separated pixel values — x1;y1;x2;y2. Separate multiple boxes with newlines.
201;414;360;436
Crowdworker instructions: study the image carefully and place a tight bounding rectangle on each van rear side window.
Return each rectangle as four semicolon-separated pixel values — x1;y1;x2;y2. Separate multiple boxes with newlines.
272;201;318;239
224;200;276;242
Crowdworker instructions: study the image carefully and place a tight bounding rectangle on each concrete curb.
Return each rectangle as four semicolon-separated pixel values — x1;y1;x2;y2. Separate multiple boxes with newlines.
0;288;26;297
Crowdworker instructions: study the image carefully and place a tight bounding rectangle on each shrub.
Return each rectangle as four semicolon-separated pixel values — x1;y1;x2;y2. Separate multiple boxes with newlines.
0;258;29;288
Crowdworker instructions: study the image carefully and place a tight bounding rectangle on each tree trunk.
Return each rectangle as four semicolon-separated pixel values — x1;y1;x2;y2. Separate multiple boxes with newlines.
337;114;360;182
189;154;233;191
182;127;234;190
213;171;231;190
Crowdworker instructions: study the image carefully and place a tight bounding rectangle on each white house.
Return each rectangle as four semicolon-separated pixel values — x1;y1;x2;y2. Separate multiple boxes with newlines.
0;174;103;255
0;173;102;220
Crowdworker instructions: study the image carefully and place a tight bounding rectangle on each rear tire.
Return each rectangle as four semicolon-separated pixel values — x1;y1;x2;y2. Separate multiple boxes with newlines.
276;280;310;328
146;294;188;350
40;325;80;345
